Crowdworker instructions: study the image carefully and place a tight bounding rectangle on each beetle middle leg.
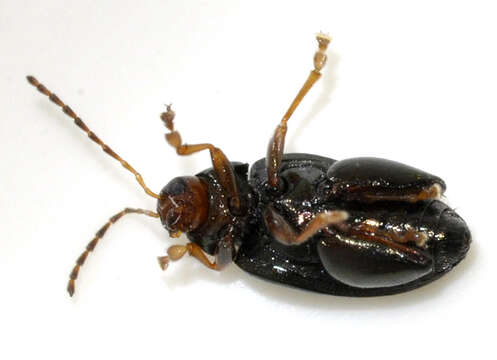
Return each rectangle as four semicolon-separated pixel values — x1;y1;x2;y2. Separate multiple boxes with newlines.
160;105;242;214
67;207;159;297
264;205;348;246
266;33;331;191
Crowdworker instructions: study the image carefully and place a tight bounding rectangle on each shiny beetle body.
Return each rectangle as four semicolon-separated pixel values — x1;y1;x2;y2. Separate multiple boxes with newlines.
27;33;470;297
231;154;471;296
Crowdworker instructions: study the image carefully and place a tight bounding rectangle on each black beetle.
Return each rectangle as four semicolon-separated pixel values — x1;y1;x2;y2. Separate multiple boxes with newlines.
27;33;470;297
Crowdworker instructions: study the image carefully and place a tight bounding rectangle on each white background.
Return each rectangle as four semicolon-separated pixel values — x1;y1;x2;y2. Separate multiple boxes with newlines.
1;1;495;359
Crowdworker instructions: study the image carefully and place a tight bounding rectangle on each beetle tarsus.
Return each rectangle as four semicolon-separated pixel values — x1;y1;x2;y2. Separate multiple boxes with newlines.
158;243;222;271
157;256;170;271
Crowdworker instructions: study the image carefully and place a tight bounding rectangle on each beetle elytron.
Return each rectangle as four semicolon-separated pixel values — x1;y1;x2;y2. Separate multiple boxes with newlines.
27;33;470;297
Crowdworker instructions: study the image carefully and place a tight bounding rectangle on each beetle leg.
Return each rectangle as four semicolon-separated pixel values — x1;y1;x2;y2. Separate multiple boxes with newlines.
186;243;219;270
214;232;236;270
160;105;242;214
158;243;216;270
26;76;160;199
67;208;160;297
158;236;235;272
264;205;348;246
266;33;331;190
326;157;446;203
317;228;433;289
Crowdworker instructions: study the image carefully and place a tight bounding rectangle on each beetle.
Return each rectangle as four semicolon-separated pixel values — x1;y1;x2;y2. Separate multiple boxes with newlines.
27;33;470;297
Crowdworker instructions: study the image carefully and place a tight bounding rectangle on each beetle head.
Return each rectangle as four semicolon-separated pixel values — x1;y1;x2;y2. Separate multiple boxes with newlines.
157;176;209;237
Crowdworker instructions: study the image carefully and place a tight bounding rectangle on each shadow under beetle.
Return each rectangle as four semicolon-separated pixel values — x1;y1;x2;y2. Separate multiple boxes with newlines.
27;33;470;297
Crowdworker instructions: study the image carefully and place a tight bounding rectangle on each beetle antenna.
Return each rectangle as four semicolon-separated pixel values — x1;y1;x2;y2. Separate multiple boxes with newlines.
26;75;160;199
67;208;159;297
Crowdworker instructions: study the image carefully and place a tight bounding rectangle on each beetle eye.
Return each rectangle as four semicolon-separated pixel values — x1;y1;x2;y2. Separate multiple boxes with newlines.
166;179;186;195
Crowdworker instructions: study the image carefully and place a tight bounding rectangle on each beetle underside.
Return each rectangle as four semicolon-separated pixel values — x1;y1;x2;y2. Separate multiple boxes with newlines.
234;154;470;296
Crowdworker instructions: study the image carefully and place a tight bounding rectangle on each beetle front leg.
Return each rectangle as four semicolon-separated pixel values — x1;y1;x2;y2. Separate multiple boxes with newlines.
158;236;235;271
160;105;243;214
264;205;348;246
187;242;232;270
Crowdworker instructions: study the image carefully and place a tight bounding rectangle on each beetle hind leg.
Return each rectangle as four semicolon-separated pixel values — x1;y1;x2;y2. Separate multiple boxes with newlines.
326;157;446;203
317;231;433;289
264;205;348;246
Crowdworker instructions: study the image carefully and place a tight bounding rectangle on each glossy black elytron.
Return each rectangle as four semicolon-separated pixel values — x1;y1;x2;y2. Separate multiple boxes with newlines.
226;154;471;297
